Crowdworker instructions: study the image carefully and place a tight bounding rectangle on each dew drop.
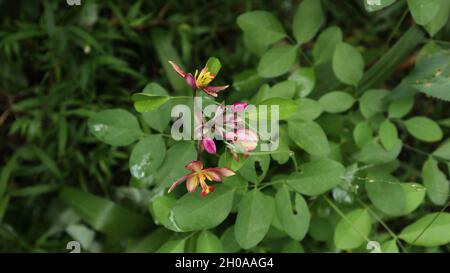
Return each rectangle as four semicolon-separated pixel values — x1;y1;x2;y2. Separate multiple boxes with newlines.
409;184;426;192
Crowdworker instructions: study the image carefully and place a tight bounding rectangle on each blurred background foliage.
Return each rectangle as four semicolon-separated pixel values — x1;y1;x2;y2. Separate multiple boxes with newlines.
0;0;449;252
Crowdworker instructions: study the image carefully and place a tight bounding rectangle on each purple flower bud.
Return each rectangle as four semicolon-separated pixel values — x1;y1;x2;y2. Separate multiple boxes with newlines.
202;137;217;154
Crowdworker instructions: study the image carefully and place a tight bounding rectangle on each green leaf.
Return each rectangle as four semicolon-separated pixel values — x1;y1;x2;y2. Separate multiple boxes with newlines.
60;187;152;237
257;44;298;78
234;189;274;249
232;69;263;94
381;239;399;253
359;89;389;119
32;146;62;179
287;158;345;196
151;29;188;94
0;196;10;222
359;26;425;93
92;55;144;80
271;126;291;164
308;217;333;241
171;186;235;232
196;230;224;253
357;138;403;164
293;0;324;44
237;11;286;48
366;173;425;217
422;157;449;206
220;226;241;253
407;51;450;102
127;227;172;252
334;208;372;250
404;116;443;142
424;0;450;36
218;150;248;172
291;98;323;121
149;196;179;231
242;32;269;55
157;238;186;253
399;212;450;247
281;240;305;253
275;185;310;240
288;119;330;157
288;68;316;97
88;109;142;146
407;0;441;25
205;56;222;75
66;224;95;250
267;80;297;99
0;155;18;199
313;26;343;65
132;93;171;113
238;155;270;184
129;135;165;181
364;0;397;12
353;122;373;148
9;183;60;197
379;119;398;150
155;142;197;188
256;97;298;120
58;116;67;157
388;96;414;118
332;42;364;86
416;42;442;64
142;83;171;132
318;91;355;113
433;139;450;160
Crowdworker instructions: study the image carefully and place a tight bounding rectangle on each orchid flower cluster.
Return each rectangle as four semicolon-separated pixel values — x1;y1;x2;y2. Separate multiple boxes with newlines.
167;59;259;197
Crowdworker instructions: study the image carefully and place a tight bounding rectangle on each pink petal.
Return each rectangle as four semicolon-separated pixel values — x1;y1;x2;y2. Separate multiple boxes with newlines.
236;128;258;141
204;167;235;180
224;132;237;141
231;102;248;112
185;160;203;172
202;169;222;181
167;174;189;193
236;129;259;151
201;85;229;97
217;167;235;177
186;175;199;192
241;141;258;152
168;61;186;77
202;138;216;154
184;73;197;90
201;87;218;97
203;85;229;92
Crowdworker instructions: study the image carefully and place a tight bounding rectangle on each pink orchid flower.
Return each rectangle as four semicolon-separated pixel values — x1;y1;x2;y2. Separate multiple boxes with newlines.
225;128;259;161
168;160;235;197
168;61;229;97
226;128;259;152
